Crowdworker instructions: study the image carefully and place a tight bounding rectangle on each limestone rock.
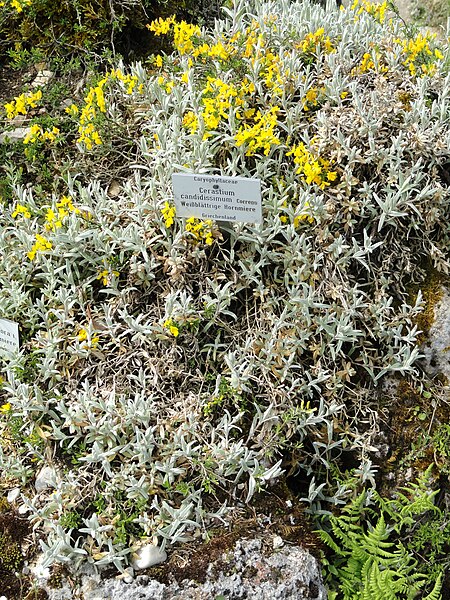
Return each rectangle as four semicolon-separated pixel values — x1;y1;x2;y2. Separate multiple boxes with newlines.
35;466;57;492
421;286;450;383
131;544;167;570
0;127;31;143
45;537;326;600
32;70;55;87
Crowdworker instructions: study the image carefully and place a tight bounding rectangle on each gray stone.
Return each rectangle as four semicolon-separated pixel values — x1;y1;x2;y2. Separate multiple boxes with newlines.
35;466;57;492
0;127;31;143
131;544;167;570
7;487;20;503
45;537;326;600
32;70;55;87
421;286;450;383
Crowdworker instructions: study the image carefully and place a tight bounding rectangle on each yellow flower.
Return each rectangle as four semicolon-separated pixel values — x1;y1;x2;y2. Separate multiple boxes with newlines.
396;33;441;77
235;106;280;156
27;233;52;261
352;0;388;24
10;0;32;11
184;217;216;245
65;103;79;115
4;89;42;119
23;124;60;145
164;319;179;337
297;28;335;55
97;269;119;286
173;21;201;55
147;16;176;36
182;111;199;133
162;202;176;227
287;143;337;189
0;402;11;413
77;328;99;348
12;204;31;219
77;123;102;149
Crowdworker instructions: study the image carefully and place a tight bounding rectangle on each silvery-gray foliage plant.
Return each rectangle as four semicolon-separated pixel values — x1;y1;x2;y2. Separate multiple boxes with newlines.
0;0;449;570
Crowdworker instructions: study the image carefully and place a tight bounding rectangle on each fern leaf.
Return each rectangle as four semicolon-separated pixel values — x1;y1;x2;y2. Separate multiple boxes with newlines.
422;573;443;600
318;529;343;555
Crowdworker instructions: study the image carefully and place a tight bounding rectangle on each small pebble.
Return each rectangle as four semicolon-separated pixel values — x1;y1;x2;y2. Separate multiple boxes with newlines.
131;544;167;570
35;466;57;492
7;488;20;503
273;535;284;549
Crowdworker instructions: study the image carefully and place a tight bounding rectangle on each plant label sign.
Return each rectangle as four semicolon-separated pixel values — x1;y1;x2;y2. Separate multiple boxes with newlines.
172;173;262;224
0;318;19;355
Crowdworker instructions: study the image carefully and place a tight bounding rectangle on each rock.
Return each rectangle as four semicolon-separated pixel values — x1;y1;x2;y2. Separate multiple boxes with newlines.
107;180;121;198
421;287;450;383
7;487;20;503
60;98;75;110
44;537;326;600
32;70;55;87
131;544;167;570
0;127;31;144
272;535;284;549
35;466;57;492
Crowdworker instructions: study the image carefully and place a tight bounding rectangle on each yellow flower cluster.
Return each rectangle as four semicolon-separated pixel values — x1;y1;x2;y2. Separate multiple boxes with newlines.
147;16;201;56
44;195;81;231
97;269;119;286
185;218;214;246
0;0;32;13
4;90;42;119
235;106;280;156
12;203;31;219
173;21;201;56
352;51;387;75
260;51;284;96
77;328;99;347
147;15;176;36
288;143;337;189
157;75;175;94
183;111;199;133
352;0;387;24
77;123;102;150
163;318;179;337
190;32;240;62
149;17;286;146
110;68;141;95
23;124;60;145
302;87;325;111
74;68;141;149
296;28;335;56
0;402;11;413
28;233;52;261
162;202;176;227
202;77;241;131
397;33;443;76
280;200;315;226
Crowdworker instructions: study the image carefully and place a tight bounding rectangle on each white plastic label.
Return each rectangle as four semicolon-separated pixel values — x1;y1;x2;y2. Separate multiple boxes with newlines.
172;173;262;224
0;318;19;355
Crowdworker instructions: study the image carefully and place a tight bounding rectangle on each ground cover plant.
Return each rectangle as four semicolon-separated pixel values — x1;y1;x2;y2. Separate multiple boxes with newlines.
0;0;450;596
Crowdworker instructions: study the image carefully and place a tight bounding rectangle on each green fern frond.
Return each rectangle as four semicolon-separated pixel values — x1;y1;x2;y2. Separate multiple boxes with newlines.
318;529;343;554
320;472;444;600
422;573;443;600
